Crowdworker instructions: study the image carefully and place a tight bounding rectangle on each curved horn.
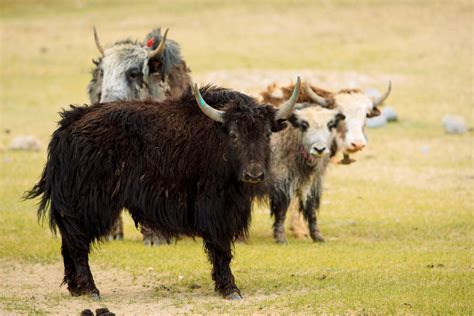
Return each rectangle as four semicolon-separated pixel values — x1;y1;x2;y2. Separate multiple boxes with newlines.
192;83;225;123
372;81;392;107
93;27;105;56
148;28;169;59
276;76;301;120
305;82;329;107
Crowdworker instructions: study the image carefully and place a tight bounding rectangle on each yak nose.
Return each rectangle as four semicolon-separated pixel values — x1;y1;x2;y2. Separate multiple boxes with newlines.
310;146;326;155
350;142;366;151
243;163;265;183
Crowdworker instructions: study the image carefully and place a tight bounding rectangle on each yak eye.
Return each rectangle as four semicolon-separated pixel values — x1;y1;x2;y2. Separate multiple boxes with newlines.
127;68;141;80
327;121;336;130
300;120;309;132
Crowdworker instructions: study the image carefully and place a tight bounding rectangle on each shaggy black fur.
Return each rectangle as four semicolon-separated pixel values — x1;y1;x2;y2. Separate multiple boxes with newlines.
25;86;288;299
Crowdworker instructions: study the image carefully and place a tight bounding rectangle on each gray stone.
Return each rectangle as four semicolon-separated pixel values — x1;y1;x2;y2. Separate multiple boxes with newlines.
382;106;398;122
442;115;466;134
367;114;387;128
8;135;41;151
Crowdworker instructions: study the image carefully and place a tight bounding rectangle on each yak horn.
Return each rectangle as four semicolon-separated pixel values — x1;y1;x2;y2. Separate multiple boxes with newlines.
148;28;169;58
305;83;329;107
192;83;225;123
93;27;105;56
276;76;301;120
372;81;392;107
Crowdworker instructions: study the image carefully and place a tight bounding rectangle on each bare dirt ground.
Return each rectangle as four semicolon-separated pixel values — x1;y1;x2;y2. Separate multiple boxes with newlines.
0;260;194;315
0;257;283;315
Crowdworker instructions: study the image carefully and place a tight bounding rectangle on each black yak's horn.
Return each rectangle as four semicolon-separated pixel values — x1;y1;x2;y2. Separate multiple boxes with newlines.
93;27;105;56
372;81;392;107
148;28;169;58
192;83;225;123
305;82;329;107
276;76;301;120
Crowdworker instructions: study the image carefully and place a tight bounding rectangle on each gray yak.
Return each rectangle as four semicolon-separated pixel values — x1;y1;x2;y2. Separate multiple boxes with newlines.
88;27;192;245
261;81;391;242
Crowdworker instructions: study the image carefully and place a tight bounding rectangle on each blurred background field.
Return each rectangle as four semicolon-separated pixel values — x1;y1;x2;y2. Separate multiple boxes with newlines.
0;0;473;314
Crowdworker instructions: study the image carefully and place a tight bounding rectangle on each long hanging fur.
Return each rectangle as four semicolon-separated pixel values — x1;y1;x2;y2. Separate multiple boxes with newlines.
24;86;283;250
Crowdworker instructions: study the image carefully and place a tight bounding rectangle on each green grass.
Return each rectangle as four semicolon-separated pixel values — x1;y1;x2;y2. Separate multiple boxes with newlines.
1;0;473;314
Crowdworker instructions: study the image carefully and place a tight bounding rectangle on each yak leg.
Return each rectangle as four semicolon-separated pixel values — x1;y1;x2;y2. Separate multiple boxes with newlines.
70;247;100;299
204;240;241;300
61;241;79;296
107;215;124;241
300;183;325;242
288;199;308;239
59;232;100;298
141;225;169;246
270;191;291;244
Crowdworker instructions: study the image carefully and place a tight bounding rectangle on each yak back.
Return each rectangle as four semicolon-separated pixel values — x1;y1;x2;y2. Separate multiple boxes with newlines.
261;82;362;108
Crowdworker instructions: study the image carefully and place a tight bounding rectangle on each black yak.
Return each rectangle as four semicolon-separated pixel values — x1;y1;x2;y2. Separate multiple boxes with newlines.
88;27;192;244
25;78;301;300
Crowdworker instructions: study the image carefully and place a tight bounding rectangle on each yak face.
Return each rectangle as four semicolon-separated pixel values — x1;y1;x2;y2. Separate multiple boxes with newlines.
93;42;151;103
223;106;277;183
291;106;345;165
193;79;300;184
88;28;184;104
304;82;391;154
333;92;375;153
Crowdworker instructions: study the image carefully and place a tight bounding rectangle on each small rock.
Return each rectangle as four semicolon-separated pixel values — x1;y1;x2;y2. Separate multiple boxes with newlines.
96;307;112;315
420;145;430;154
8;135;41;151
442;115;466;134
367;115;387;128
80;309;94;316
382;106;398;122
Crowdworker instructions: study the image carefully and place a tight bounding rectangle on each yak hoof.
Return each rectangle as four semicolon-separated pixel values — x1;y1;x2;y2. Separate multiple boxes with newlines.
275;238;288;245
224;292;242;301
90;289;101;301
311;234;325;243
143;236;169;246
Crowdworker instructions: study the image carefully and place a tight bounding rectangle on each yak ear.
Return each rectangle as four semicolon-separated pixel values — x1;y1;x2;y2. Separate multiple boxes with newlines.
367;106;381;118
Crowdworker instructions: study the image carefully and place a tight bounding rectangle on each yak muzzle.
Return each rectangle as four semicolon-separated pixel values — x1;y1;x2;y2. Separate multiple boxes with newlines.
242;163;265;184
310;146;327;156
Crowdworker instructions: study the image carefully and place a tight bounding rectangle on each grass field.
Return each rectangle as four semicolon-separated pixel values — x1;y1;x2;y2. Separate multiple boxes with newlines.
1;0;473;314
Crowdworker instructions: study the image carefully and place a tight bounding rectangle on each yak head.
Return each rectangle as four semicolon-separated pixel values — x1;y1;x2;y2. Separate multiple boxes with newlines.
193;78;301;184
290;105;345;166
304;82;391;154
88;28;184;103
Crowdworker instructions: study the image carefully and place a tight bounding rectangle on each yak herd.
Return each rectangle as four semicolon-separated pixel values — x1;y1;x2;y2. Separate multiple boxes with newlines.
25;28;391;300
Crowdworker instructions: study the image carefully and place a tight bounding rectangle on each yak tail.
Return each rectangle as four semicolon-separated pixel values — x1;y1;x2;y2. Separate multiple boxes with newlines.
23;155;57;233
23;104;89;233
